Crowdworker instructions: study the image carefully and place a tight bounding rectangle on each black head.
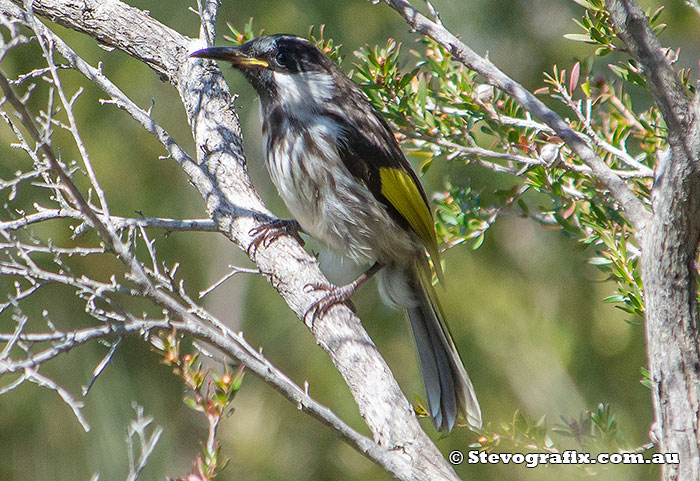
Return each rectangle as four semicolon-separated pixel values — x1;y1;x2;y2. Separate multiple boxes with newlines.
191;34;339;100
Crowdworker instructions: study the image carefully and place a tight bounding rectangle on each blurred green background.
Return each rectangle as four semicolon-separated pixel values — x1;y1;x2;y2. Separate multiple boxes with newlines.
1;0;694;480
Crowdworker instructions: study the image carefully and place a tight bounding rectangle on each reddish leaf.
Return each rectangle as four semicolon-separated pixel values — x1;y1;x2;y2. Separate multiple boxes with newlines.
569;62;580;94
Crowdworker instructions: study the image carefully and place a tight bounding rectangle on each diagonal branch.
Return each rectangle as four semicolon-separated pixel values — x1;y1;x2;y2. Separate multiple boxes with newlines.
0;317;390;469
606;0;692;136
376;0;651;233
606;0;700;181
0;1;461;479
0;70;119;249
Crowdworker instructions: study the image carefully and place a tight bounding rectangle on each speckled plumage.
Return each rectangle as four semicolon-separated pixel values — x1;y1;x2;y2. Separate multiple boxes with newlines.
191;35;482;431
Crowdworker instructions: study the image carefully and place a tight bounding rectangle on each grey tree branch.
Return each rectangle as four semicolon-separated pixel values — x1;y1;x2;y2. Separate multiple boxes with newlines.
607;0;692;139
0;207;217;233
0;1;461;480
376;0;651;232
604;2;700;481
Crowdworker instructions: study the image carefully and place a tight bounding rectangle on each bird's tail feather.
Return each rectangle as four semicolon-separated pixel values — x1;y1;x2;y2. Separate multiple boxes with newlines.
405;264;482;432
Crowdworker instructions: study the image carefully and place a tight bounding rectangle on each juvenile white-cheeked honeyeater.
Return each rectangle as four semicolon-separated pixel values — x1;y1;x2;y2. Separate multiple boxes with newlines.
191;34;482;432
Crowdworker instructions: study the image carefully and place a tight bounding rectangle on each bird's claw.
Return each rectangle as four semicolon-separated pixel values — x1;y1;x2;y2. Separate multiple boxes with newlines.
304;282;357;327
247;219;304;256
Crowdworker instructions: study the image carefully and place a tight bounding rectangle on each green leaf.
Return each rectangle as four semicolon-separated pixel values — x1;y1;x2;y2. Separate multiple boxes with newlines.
513;410;529;433
397;67;420;90
563;33;595;44
649;6;664;25
604;294;626;303
640;367;652;389
472;232;485;250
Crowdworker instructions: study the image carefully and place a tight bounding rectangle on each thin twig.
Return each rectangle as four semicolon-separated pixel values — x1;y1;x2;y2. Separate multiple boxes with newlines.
24;3;112;221
126;404;163;481
557;85;653;175
0;207;217;233
199;265;259;299
26;368;90;432
0;70;120;249
0;311;28;361
82;337;122;396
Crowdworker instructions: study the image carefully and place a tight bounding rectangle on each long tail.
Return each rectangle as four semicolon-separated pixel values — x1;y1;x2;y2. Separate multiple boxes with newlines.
398;265;482;432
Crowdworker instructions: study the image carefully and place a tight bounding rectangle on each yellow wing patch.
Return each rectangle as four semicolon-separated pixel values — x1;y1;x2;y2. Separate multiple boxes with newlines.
379;167;444;283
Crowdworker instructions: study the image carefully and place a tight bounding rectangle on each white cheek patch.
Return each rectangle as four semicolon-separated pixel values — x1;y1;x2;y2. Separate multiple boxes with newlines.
273;71;335;110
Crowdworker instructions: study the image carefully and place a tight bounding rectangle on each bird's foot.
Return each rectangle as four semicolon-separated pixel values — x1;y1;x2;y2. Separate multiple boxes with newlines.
303;262;384;326
247;218;304;256
304;282;358;326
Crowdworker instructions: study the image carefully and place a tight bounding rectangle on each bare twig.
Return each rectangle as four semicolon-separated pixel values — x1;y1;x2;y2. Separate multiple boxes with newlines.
0;315;392;470
23;0;111;220
199;265;259;299
0;310;27;361
0;207;217;233
26;368;90;432
687;0;700;18
126;404;163;481
82;338;122;396
0;70;119;248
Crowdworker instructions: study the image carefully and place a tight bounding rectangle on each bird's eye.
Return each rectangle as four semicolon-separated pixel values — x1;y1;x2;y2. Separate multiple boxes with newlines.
275;52;288;66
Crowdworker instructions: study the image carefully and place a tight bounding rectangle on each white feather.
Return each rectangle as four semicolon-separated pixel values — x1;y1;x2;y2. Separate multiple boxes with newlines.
263;110;419;268
272;71;335;112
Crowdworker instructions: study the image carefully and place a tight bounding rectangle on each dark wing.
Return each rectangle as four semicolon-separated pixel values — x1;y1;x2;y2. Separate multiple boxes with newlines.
327;90;443;280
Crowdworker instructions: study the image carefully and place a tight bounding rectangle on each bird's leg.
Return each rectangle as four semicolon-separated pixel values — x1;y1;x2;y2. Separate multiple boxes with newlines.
305;261;385;324
247;218;305;256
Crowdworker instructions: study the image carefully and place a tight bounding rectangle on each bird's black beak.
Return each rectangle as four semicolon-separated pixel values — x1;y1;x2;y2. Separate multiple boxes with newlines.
190;46;268;68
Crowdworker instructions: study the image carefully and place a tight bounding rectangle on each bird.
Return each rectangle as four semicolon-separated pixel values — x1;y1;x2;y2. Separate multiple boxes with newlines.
191;34;482;432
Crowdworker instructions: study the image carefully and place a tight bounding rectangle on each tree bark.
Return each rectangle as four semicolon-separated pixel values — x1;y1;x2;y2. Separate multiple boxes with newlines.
606;2;700;480
642;162;700;481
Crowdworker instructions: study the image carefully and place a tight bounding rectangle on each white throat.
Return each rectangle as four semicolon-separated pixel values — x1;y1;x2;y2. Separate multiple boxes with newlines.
272;71;334;113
